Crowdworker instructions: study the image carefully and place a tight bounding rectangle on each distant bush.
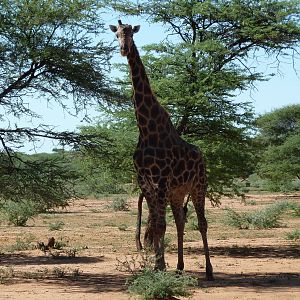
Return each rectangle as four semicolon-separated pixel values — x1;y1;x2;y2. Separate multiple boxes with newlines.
49;221;65;231
0;200;39;226
108;197;129;211
118;224;128;231
6;234;36;252
128;269;197;300
223;208;251;229
186;217;199;230
224;200;299;229
285;229;300;241
262;180;300;193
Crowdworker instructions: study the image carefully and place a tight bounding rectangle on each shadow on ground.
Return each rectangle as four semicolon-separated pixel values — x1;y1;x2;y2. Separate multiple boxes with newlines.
40;272;128;294
191;271;300;289
1;244;299;295
0;252;104;266
186;244;300;259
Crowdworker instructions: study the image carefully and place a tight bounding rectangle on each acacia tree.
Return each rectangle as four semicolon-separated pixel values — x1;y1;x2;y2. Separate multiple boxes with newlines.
0;0;118;206
103;0;300;202
255;104;300;191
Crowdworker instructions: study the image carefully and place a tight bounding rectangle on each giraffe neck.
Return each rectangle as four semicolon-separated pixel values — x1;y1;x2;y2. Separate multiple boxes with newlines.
127;42;178;143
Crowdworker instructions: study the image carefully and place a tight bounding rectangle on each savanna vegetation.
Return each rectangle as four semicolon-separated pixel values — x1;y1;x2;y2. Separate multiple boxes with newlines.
0;0;299;218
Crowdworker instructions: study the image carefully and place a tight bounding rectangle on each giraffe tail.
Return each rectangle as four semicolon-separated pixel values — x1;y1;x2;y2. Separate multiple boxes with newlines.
135;193;144;251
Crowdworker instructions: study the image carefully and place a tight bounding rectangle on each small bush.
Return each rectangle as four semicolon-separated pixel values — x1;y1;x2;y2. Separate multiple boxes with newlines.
117;252;196;300
1;200;39;226
285;229;300;241
224;200;299;229
0;267;15;284
245;200;257;206
223;208;251;229
53;238;68;250
116;252;156;275
128;269;197;300
163;235;173;252
118;224;128;231
108;197;129;211
186;216;199;231
290;204;300;217
52;267;66;278
49;221;65;231
249;203;285;229
6;234;36;252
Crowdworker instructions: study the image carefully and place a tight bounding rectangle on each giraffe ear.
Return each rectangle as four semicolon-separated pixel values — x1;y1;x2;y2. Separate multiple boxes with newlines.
109;25;118;33
133;25;140;33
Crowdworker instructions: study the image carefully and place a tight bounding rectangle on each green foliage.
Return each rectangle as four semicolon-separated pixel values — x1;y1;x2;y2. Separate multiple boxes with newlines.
128;269;197;300
0;151;78;212
186;216;199;231
0;0;119;207
0;0;116;116
285;229;300;241
118;224;128;231
0;200;39;226
256;104;300;146
102;0;300;201
223;208;251;229
53;239;68;250
6;234;36;252
78;119;137;196
223;200;299;229
108;197;129;211
117;250;197;299
255;105;300;192
48;221;65;231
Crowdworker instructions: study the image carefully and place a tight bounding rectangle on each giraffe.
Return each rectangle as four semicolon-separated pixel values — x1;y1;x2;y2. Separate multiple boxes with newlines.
135;192;190;251
110;20;214;280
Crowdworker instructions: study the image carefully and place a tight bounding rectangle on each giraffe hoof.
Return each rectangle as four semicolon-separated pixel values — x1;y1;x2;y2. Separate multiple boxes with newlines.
155;262;166;271
206;273;214;281
176;263;184;271
175;269;183;275
136;241;143;251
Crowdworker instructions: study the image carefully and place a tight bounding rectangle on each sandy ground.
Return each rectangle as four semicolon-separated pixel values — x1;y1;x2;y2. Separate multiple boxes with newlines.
0;193;299;299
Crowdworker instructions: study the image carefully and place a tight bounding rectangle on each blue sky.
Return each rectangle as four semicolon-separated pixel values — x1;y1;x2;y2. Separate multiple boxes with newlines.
18;15;300;152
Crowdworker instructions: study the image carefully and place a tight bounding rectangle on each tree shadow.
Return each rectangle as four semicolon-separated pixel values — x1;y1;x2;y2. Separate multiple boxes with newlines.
186;244;300;259
1;245;299;295
0;252;104;266
188;271;300;289
39;272;128;294
1;252;128;294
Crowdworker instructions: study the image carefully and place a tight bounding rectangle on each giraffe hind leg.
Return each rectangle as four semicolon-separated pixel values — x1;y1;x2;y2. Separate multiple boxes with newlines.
191;190;214;281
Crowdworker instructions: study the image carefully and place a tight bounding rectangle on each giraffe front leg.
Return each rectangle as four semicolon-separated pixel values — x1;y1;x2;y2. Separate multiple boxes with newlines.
170;201;185;271
153;185;167;271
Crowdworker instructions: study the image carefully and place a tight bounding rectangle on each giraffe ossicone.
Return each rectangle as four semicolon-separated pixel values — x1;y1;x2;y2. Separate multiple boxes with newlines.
110;21;214;280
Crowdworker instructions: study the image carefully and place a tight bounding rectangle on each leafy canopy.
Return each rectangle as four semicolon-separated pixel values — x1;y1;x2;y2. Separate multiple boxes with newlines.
0;0;118;206
255;104;300;191
101;0;300;201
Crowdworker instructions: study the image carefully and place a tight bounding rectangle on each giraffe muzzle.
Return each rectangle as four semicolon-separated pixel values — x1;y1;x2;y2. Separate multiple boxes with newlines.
120;45;129;56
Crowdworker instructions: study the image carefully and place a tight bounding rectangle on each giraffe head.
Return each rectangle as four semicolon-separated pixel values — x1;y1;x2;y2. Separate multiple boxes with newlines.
109;20;140;56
